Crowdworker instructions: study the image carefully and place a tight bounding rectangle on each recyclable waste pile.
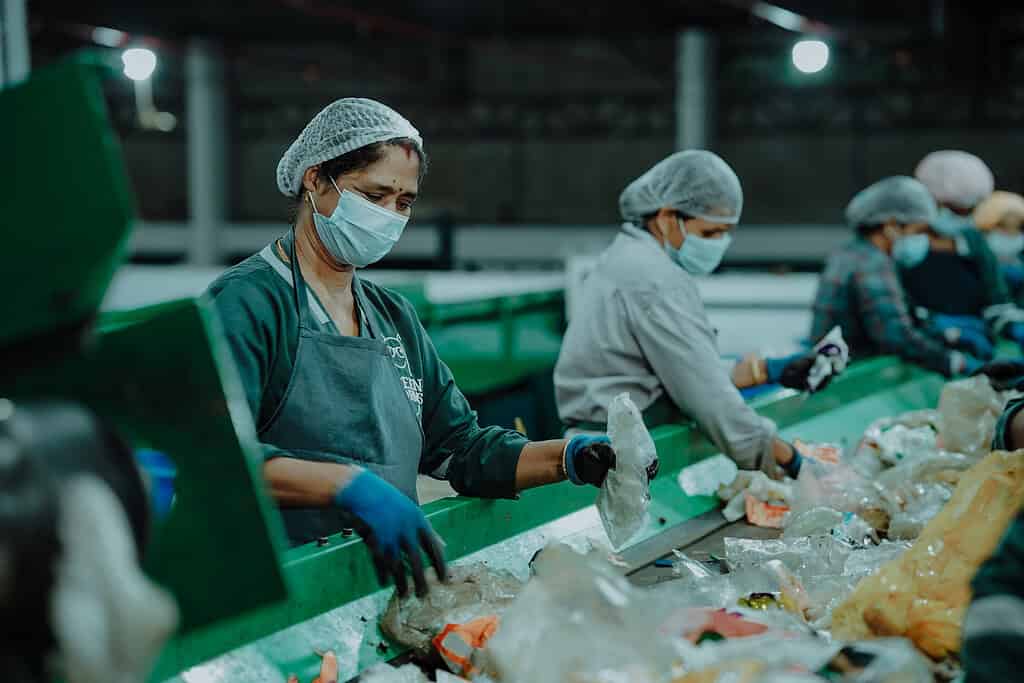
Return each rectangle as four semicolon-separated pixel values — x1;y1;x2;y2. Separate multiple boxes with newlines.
359;378;1022;683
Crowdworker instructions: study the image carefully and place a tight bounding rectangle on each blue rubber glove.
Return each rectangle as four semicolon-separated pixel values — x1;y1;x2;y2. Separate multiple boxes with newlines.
961;354;985;377
1008;322;1024;346
781;445;802;480
932;314;995;361
334;469;447;598
1004;263;1024;290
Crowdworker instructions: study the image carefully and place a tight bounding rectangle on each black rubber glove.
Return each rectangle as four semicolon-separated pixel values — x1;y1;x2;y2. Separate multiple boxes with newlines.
564;436;659;487
771;354;836;394
974;360;1024;391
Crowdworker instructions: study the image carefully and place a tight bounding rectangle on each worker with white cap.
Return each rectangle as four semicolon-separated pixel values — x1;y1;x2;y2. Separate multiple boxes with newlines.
811;176;983;376
555;150;848;482
974;191;1024;301
206;98;640;597
906;151;1024;354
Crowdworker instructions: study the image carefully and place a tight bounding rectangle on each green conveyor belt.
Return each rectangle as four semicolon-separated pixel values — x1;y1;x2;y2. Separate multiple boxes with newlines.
156;357;944;683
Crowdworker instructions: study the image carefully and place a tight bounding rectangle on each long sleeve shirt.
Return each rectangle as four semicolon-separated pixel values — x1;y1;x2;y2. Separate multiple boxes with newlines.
207;235;528;500
810;238;956;376
554;225;776;471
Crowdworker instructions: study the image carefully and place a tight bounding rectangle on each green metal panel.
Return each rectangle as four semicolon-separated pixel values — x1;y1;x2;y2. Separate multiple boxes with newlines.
7;298;289;633
0;53;132;345
156;356;944;682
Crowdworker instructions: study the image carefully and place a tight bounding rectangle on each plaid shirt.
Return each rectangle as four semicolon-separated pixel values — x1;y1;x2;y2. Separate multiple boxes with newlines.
810;239;954;376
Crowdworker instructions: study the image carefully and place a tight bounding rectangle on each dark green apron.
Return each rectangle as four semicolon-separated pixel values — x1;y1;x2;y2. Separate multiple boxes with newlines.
259;235;425;546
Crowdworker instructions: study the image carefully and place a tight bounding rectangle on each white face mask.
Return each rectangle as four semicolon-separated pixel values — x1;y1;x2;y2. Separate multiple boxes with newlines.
309;179;409;268
987;231;1024;259
665;218;732;275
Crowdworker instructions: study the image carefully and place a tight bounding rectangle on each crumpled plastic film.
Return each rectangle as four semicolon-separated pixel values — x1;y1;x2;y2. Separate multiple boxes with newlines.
843;638;933;683
671;550;714;580
789;460;888;534
937;376;1008;458
724;536;852;580
486;545;677;683
600;392;658;548
842;541;911;581
379;564;523;657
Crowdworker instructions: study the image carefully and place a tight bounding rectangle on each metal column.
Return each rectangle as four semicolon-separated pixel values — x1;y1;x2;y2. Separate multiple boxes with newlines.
186;39;228;265
675;28;715;151
1;0;30;88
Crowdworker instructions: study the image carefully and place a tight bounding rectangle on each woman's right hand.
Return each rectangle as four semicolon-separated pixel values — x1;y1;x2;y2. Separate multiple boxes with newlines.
333;470;447;598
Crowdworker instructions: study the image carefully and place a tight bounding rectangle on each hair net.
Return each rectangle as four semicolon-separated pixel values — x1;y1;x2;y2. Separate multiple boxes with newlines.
914;150;994;210
618;150;743;225
276;98;422;198
973;191;1024;231
845;176;937;229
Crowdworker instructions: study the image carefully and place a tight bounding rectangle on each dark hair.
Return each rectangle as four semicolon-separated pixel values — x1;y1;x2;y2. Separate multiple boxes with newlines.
856;222;886;237
289;137;428;223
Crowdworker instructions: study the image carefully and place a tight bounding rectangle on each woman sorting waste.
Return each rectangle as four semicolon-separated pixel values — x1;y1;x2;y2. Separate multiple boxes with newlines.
555;150;846;481
207;98;637;597
811;176;983;376
903;151;1023;358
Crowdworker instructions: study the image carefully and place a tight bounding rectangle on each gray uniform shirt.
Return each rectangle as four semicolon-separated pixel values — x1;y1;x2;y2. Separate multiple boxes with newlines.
554;224;777;470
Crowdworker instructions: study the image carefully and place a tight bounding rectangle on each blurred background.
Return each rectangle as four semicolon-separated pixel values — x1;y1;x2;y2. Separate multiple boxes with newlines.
10;0;1021;275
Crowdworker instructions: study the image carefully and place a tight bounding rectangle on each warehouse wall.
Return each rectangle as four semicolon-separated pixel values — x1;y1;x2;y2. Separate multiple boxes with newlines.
98;33;1024;228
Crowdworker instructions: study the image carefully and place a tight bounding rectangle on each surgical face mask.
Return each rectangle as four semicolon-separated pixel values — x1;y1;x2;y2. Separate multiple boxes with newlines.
891;233;930;268
931;207;974;237
308;179;408;267
666;218;733;275
987;231;1024;259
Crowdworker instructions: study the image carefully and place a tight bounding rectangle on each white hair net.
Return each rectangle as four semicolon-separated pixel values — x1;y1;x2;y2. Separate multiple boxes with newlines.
618;150;743;225
276;98;422;198
914;150;994;210
845;176;937;229
973;191;1024;231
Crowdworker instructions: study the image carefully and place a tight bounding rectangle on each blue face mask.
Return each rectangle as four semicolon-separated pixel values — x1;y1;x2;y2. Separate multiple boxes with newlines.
667;218;733;275
931;207;974;237
892;233;930;268
309;179;408;268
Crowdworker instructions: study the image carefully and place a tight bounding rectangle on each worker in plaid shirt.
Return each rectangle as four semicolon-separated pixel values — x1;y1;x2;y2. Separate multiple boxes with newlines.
811;176;982;377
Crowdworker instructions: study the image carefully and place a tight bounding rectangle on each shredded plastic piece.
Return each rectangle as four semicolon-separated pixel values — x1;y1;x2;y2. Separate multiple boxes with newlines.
379;564;522;657
678;454;738;497
359;664;430;683
718;471;792;523
600;392;658;548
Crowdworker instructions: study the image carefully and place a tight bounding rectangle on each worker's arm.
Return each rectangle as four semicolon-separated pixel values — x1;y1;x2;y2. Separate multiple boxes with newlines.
624;286;779;472
853;252;967;376
262;458;358;507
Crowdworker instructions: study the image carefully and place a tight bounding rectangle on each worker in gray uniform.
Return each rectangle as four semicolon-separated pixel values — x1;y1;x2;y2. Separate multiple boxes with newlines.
207;98;639;597
554;150;836;480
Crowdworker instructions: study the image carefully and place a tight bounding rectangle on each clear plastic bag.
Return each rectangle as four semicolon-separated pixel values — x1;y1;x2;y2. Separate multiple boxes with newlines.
600;392;658;548
852;410;942;473
874;425;939;466
782;507;845;538
671;550;714;580
842;541;911;580
938;376;1007;457
679;453;738;497
486;545;677;683
789;460;888;534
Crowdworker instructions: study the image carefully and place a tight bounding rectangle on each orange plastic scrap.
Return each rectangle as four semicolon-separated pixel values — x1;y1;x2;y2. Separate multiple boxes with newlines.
744;493;789;529
433;615;500;677
311;650;339;683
